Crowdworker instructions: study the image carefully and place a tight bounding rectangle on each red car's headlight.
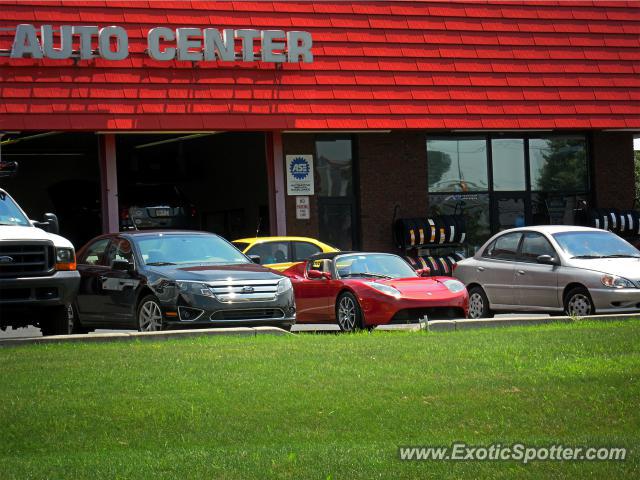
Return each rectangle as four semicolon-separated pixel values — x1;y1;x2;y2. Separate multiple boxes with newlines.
369;282;401;298
443;279;465;293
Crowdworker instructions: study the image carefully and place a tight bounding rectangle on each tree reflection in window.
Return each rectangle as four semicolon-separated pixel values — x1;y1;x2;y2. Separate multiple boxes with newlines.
530;137;588;192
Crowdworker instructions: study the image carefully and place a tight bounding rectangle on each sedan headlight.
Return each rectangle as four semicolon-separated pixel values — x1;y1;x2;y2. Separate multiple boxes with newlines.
55;247;76;271
369;282;401;298
443;279;466;293
176;281;215;297
277;277;293;295
601;274;635;289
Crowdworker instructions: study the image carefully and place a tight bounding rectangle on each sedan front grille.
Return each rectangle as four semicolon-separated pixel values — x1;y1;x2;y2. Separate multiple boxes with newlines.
0;241;54;278
208;279;280;303
210;309;285;321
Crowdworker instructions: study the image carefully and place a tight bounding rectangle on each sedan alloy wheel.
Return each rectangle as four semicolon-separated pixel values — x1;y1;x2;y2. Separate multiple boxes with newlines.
138;297;164;331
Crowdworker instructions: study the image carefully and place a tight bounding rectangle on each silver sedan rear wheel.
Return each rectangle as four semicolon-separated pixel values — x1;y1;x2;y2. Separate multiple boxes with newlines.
467;286;492;319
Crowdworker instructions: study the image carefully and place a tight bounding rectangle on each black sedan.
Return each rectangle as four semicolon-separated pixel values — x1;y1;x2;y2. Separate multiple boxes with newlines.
72;231;296;332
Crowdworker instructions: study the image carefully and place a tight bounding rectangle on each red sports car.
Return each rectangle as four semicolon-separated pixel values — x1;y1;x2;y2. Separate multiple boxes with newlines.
282;252;469;331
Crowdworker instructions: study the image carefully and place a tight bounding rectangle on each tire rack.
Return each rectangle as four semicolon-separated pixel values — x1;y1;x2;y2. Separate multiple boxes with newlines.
575;206;640;245
394;215;467;277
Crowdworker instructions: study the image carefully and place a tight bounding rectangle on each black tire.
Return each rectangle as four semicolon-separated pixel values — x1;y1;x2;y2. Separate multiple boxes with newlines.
136;295;165;332
40;304;74;336
336;292;364;332
563;287;594;317
467;286;493;319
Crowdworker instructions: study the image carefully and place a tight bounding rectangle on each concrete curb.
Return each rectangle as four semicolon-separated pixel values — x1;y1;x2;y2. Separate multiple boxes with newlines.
0;326;292;348
427;312;639;332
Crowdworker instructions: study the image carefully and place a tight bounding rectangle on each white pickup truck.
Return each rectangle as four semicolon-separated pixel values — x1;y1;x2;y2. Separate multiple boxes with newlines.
0;186;80;336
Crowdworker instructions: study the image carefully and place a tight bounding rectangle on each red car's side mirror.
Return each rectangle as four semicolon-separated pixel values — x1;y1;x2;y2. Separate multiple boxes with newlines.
416;268;431;277
308;269;330;280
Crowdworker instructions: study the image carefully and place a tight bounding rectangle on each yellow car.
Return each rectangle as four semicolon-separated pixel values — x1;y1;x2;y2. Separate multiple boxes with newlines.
232;236;338;271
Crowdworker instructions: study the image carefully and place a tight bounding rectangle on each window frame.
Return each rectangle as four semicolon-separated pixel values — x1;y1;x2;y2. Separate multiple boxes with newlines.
78;237;111;266
517;231;558;263
292;241;322;262
426;132;592;244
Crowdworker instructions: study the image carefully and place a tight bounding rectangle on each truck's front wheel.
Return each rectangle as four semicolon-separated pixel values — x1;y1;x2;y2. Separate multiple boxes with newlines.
40;304;75;336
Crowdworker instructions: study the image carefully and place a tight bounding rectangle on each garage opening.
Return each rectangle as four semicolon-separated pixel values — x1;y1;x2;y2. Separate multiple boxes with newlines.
115;132;270;240
0;132;101;248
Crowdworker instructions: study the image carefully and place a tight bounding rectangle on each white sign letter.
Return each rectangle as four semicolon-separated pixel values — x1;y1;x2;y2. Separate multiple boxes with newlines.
98;26;128;61
176;27;203;61
41;25;73;59
287;31;313;63
10;24;42;59
72;25;99;60
235;29;260;62
261;30;286;63
148;27;175;61
202;28;235;61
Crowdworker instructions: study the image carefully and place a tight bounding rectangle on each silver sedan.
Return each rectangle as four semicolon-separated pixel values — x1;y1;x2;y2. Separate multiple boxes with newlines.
454;226;640;318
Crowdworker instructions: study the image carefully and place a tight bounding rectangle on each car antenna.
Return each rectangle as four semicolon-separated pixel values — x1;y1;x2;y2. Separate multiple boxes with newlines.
255;216;262;238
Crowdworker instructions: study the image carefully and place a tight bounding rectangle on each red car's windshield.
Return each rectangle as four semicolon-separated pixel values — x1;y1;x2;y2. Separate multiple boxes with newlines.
335;253;417;279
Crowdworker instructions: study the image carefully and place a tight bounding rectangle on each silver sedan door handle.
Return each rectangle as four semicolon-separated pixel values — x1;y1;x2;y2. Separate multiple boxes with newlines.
477;267;485;272
517;270;525;275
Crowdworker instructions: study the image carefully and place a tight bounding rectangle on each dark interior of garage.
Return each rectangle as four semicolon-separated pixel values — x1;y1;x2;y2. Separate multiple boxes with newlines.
0;131;270;249
115;132;269;241
0;132;101;248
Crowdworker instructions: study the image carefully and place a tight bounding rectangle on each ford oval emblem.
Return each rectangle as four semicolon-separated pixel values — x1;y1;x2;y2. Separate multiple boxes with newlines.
0;256;14;264
241;286;255;293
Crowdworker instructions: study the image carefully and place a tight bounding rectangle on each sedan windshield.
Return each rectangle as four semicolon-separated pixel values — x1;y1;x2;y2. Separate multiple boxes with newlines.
136;234;250;266
553;231;640;259
0;192;30;226
336;253;417;279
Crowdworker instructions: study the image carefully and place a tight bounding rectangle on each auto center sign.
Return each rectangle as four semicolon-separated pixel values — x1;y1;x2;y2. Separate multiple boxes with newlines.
9;24;313;63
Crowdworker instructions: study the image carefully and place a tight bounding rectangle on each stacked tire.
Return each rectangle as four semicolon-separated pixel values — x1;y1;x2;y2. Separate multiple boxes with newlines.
405;253;465;277
584;208;640;236
394;215;466;249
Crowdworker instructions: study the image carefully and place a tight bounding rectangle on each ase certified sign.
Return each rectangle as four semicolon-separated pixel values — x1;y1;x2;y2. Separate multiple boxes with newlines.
286;155;314;196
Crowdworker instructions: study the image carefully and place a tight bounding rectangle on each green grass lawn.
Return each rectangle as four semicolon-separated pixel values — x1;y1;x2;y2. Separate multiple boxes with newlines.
1;321;639;479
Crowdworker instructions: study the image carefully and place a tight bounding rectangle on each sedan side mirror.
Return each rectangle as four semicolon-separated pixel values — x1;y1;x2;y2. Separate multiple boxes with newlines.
112;259;134;272
416;268;431;277
247;255;261;264
537;254;559;266
308;269;330;280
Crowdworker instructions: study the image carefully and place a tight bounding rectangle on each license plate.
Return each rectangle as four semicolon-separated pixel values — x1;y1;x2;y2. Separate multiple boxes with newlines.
155;209;171;217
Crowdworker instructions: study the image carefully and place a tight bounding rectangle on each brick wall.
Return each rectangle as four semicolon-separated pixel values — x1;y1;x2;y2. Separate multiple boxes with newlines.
357;132;428;252
592;132;636;210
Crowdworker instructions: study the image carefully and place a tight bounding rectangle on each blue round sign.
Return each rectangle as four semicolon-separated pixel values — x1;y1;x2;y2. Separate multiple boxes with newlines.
289;156;310;180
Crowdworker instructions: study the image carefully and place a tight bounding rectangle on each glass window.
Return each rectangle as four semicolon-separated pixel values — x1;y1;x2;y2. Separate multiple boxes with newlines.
427;138;488;192
485;232;522;260
335;253;417;279
531;193;588;226
0;191;30;227
246;241;291;264
80;238;110;266
492;139;525;191
293;242;321;262
520;232;556;262
231;241;251;252
529;136;588;192
137;234;249;265
428;194;490;252
106;238;134;267
552;231;640;258
319;203;353;250
316;139;353;197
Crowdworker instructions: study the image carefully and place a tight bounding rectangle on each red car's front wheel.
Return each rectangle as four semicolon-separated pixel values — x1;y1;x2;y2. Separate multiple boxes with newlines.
336;292;364;332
